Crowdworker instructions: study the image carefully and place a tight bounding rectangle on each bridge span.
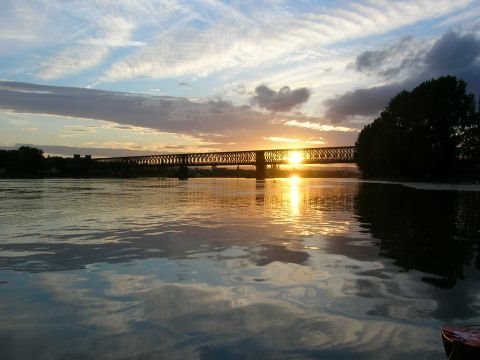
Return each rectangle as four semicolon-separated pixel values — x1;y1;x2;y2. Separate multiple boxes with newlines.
95;146;355;179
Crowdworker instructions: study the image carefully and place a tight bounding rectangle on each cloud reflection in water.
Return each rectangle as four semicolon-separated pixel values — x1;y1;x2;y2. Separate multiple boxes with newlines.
0;178;479;358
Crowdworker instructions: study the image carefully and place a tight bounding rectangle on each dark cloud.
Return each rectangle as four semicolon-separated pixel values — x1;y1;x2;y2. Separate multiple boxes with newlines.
353;36;419;78
354;50;386;72
325;31;480;123
0;81;266;135
424;31;480;93
250;85;311;112
426;32;480;73
0;81;358;149
324;82;411;123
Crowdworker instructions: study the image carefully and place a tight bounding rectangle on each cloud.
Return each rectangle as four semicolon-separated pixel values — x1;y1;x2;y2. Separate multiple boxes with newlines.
436;5;480;28
324;82;410;123
250;85;311;112
39;47;110;80
1;2;185;78
0;81;254;134
425;31;480;90
0;81;358;150
352;36;426;78
100;0;471;82
0;0;474;85
324;30;480;123
353;30;480;84
263;136;326;146
38;16;141;80
284;120;359;132
1;143;204;158
264;136;302;143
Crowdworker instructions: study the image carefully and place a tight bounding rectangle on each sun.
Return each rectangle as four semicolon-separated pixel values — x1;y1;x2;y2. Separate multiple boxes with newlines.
288;151;303;165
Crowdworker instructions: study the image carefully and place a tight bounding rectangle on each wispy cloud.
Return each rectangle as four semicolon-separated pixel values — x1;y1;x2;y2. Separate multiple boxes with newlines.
284;120;359;132
264;137;301;143
39;47;110;80
436;5;480;28
2;143;211;158
101;0;471;82
264;136;325;146
1;1;477;154
1;0;191;78
1;1;474;84
38;16;141;79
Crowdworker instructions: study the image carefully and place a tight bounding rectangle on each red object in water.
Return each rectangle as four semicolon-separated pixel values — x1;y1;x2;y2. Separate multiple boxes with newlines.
441;324;480;359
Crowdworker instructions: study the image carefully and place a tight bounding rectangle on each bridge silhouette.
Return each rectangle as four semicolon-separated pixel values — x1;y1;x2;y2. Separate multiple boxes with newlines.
96;146;355;179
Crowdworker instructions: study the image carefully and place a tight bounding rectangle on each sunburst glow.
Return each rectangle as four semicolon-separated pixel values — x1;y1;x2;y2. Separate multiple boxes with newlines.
288;151;303;165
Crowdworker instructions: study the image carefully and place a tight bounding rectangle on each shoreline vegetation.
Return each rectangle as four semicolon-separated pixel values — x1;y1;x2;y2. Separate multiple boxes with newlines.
355;76;480;181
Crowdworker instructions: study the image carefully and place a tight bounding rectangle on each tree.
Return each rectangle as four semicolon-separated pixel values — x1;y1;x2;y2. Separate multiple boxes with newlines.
355;76;480;179
18;146;44;174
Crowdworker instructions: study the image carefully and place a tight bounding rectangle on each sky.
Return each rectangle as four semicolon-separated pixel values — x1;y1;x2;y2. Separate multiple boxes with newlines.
1;0;480;157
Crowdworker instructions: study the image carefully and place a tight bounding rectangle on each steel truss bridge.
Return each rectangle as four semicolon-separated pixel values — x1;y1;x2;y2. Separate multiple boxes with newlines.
95;146;355;179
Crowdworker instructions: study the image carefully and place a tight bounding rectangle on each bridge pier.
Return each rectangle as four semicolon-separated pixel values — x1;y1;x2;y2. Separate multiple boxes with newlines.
177;165;189;180
255;151;266;180
178;154;189;180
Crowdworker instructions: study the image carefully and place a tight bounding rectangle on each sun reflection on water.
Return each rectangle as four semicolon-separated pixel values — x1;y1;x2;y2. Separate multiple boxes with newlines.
289;175;301;216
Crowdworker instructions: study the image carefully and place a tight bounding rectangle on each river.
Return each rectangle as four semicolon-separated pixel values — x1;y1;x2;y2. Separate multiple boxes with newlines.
1;178;479;359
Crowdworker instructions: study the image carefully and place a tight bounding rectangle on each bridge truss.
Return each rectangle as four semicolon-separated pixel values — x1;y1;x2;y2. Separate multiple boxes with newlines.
95;146;355;167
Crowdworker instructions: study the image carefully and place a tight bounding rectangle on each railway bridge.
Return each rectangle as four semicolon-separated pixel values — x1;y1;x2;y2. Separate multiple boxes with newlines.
95;146;355;179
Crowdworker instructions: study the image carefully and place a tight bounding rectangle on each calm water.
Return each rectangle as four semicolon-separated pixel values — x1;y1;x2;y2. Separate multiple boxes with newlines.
1;178;480;359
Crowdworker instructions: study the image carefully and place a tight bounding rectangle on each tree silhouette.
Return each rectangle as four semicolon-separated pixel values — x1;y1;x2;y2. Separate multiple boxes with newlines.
355;76;480;179
18;146;44;174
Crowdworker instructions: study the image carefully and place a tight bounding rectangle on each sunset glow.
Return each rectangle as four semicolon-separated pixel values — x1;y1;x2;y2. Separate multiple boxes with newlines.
1;1;475;156
0;1;478;357
288;151;303;165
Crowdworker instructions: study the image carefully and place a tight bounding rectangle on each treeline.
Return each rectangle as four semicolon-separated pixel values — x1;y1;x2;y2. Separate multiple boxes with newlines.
0;146;95;177
355;76;480;180
0;146;46;175
0;147;181;177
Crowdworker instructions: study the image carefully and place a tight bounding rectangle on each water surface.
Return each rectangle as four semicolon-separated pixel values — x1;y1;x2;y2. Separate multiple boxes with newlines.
1;178;479;359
